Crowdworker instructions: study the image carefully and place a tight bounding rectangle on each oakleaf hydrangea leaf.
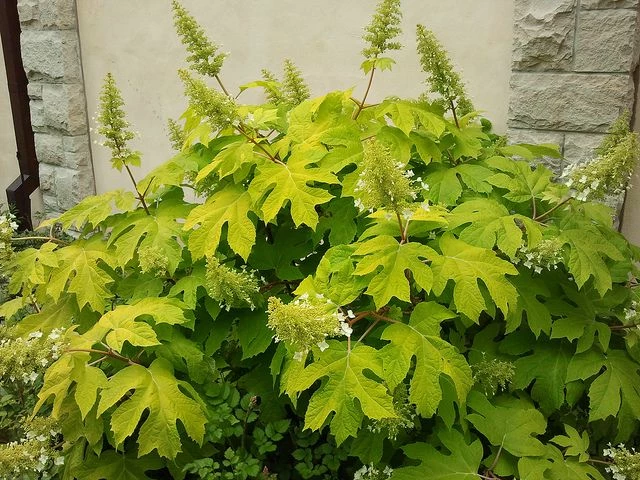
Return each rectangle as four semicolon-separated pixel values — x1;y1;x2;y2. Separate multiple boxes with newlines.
85;297;189;352
353;235;436;308
486;157;552;204
392;428;483;480
35;351;107;419
568;349;640;433
249;147;335;229
380;302;472;417
6;241;59;295
39;189;136;231
505;272;552;336
550;424;590;462
512;341;572;414
108;196;192;274
467;392;547;457
425;163;493;206
76;450;164;480
285;341;396;445
97;358;206;459
560;227;623;296
449;198;541;259
184;183;256;260
431;234;518;320
47;238;119;312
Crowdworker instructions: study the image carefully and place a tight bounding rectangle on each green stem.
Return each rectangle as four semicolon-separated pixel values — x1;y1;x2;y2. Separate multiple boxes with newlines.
11;236;67;246
65;347;139;365
356;319;381;344
237;125;285;166
531;197;537;219
354;66;376;120
124;164;151;215
215;74;231;97
396;211;407;243
449;99;460;128
611;323;640;331
534;196;572;222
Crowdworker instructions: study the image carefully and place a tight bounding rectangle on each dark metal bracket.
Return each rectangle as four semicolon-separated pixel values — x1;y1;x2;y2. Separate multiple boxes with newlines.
0;0;39;231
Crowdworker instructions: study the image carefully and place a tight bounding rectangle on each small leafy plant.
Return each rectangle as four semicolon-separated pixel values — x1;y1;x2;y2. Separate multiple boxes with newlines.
1;0;640;478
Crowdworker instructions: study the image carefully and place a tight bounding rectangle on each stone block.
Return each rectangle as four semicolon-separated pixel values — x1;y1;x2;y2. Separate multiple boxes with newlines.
39;0;77;29
54;167;95;211
512;0;576;71
41;193;61;218
509;72;634;132
507;128;565;173
563;132;606;165
27;82;42;100
20;30;81;83
38;163;57;192
62;135;92;168
29;100;46;132
34;133;64;165
17;0;39;27
575;10;639;72
18;0;77;30
42;84;88;135
582;0;638;8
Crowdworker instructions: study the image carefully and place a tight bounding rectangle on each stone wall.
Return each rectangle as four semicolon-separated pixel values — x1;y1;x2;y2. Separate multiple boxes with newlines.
508;0;640;173
17;0;94;217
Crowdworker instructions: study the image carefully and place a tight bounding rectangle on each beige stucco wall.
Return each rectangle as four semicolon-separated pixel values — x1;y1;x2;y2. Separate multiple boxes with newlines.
0;41;19;207
77;0;515;194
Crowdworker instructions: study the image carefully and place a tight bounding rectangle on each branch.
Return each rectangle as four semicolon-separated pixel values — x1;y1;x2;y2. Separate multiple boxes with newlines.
29;294;41;313
236;125;285;166
124;164;151;215
449;98;460;128
396;211;407;244
531;197;537;219
356;319;381;344
534;196;572;222
354;66;376;120
215;74;231;97
11;236;68;246
65;347;139;365
610;323;640;331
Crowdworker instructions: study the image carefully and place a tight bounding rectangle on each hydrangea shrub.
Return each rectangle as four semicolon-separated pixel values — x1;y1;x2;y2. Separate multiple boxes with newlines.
1;1;640;478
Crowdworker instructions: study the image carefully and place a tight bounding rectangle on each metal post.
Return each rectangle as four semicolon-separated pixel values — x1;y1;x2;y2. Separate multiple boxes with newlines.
0;0;38;230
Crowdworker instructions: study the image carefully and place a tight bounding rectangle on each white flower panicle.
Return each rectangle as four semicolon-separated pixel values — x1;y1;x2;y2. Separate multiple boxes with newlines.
354;463;393;480
0;211;18;263
472;357;516;395
138;245;170;276
205;257;261;311
0;328;66;385
623;300;640;327
514;238;564;274
355;139;416;214
361;0;402;60
562;112;639;202
266;293;353;359
367;385;415;440
603;443;640;480
0;416;62;477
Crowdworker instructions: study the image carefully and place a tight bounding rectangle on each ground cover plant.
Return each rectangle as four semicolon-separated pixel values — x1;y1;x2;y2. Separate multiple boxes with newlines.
1;0;640;478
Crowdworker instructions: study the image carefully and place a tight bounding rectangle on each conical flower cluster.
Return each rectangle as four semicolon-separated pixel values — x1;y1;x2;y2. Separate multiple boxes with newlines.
563;112;639;201
172;1;226;77
355;139;416;214
362;0;402;59
416;25;473;117
96;73;140;171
